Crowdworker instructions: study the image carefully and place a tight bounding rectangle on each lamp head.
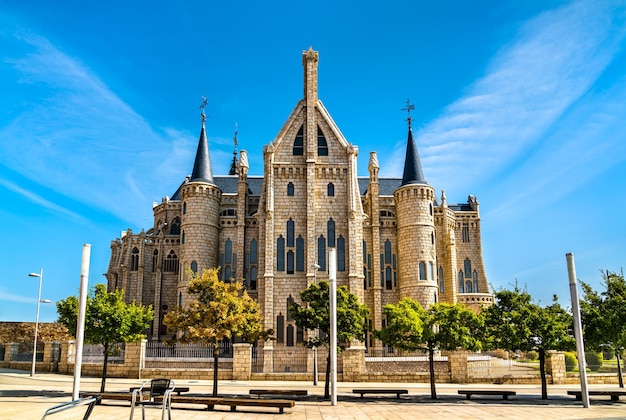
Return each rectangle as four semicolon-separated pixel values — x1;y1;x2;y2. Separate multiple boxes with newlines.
28;273;41;278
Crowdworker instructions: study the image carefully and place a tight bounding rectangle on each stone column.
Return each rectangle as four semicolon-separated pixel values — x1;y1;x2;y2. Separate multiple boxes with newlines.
341;345;366;382
448;350;469;384
232;343;252;380
546;351;566;384
123;340;147;379
2;343;18;368
58;340;74;374
42;341;53;373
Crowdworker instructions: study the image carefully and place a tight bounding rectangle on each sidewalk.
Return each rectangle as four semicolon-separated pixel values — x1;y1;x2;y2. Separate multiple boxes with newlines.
1;369;625;419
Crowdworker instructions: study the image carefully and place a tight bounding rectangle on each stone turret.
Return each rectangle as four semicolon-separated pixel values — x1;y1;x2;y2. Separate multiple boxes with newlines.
394;117;437;307
179;103;222;305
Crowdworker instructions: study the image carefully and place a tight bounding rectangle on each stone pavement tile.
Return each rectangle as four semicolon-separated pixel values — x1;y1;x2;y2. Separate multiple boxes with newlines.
2;370;626;420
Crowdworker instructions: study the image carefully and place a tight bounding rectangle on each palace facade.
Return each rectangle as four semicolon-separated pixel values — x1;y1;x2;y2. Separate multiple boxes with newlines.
105;48;493;370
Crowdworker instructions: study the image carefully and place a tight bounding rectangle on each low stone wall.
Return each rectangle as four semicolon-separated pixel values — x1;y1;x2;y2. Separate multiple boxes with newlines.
365;360;448;374
10;340;624;386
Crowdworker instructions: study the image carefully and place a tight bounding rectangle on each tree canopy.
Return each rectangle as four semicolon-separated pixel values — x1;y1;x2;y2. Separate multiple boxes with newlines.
376;299;482;399
484;286;574;399
289;280;369;398
56;283;153;392
581;271;626;387
163;268;268;396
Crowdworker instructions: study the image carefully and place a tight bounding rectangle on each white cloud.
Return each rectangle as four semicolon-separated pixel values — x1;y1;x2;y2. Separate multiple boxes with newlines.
382;1;626;200
0;177;86;222
0;30;196;227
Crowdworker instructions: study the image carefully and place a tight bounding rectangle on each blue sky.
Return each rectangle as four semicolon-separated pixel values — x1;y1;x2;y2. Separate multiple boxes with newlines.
1;0;625;323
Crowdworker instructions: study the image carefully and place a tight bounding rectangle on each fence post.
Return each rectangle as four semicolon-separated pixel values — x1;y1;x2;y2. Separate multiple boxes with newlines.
42;341;53;372
3;343;17;368
123;340;147;379
232;343;252;380
341;344;366;382
546;351;566;384
448;350;469;384
58;340;74;374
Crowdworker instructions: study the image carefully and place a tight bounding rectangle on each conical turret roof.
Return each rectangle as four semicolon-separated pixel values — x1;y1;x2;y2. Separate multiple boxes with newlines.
189;120;214;183
400;127;426;186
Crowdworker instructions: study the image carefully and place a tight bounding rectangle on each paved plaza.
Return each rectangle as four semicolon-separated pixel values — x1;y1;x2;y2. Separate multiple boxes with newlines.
1;369;625;419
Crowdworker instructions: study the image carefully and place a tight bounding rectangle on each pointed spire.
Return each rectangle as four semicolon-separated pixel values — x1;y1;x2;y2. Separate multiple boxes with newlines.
228;123;238;176
400;99;426;186
190;96;214;183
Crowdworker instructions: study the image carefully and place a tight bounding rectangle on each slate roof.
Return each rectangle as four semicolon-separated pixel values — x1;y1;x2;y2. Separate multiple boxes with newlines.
189;123;214;183
400;127;427;186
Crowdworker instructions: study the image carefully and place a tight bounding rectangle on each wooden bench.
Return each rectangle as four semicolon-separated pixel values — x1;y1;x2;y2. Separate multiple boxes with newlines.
80;391;135;402
568;390;626;401
170;395;295;414
130;386;189;396
352;389;408;398
249;389;308;398
458;390;516;400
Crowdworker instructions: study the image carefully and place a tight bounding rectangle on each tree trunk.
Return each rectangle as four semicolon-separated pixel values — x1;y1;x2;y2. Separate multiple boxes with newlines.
324;351;331;399
617;352;624;388
212;343;219;397
539;348;547;399
100;342;109;393
428;346;437;400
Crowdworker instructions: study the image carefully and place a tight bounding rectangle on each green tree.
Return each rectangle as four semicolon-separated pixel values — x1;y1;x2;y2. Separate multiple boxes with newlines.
376;298;482;399
289;281;369;398
56;284;153;392
163;268;268;396
581;271;626;387
484;287;574;399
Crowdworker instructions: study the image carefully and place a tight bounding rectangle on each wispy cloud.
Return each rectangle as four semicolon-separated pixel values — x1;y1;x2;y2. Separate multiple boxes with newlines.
0;289;36;304
382;0;626;200
0;177;86;222
0;29;195;227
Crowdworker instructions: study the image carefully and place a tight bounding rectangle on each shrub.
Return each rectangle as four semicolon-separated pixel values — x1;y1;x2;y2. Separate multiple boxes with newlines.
525;350;539;361
585;352;603;371
564;352;577;372
602;349;614;361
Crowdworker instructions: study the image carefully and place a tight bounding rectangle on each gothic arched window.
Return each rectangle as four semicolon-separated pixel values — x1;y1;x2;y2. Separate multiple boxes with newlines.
293;126;304;155
317;126;328;156
130;247;139;271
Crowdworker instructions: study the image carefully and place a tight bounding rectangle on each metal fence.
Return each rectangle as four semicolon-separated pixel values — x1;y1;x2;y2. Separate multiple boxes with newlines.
81;343;126;364
467;354;540;377
145;341;233;360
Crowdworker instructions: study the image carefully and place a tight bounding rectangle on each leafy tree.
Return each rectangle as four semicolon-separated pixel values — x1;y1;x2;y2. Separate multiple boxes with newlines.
163;268;268;396
289;281;369;398
57;284;153;392
376;298;482;399
580;271;626;387
484;287;574;399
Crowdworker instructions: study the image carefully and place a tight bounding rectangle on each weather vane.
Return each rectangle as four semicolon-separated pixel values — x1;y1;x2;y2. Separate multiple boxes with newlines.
199;96;208;123
401;99;415;128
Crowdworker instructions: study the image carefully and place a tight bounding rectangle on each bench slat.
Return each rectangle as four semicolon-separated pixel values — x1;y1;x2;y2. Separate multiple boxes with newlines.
568;390;626;401
458;390;516;400
352;389;408;398
170;395;294;414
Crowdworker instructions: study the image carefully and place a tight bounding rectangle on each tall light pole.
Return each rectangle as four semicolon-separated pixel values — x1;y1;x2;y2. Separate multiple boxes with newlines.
28;269;51;377
311;263;320;386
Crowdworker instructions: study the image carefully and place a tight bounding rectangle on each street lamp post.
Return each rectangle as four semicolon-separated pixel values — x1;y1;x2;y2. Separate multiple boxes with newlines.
311;263;320;386
28;269;51;377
